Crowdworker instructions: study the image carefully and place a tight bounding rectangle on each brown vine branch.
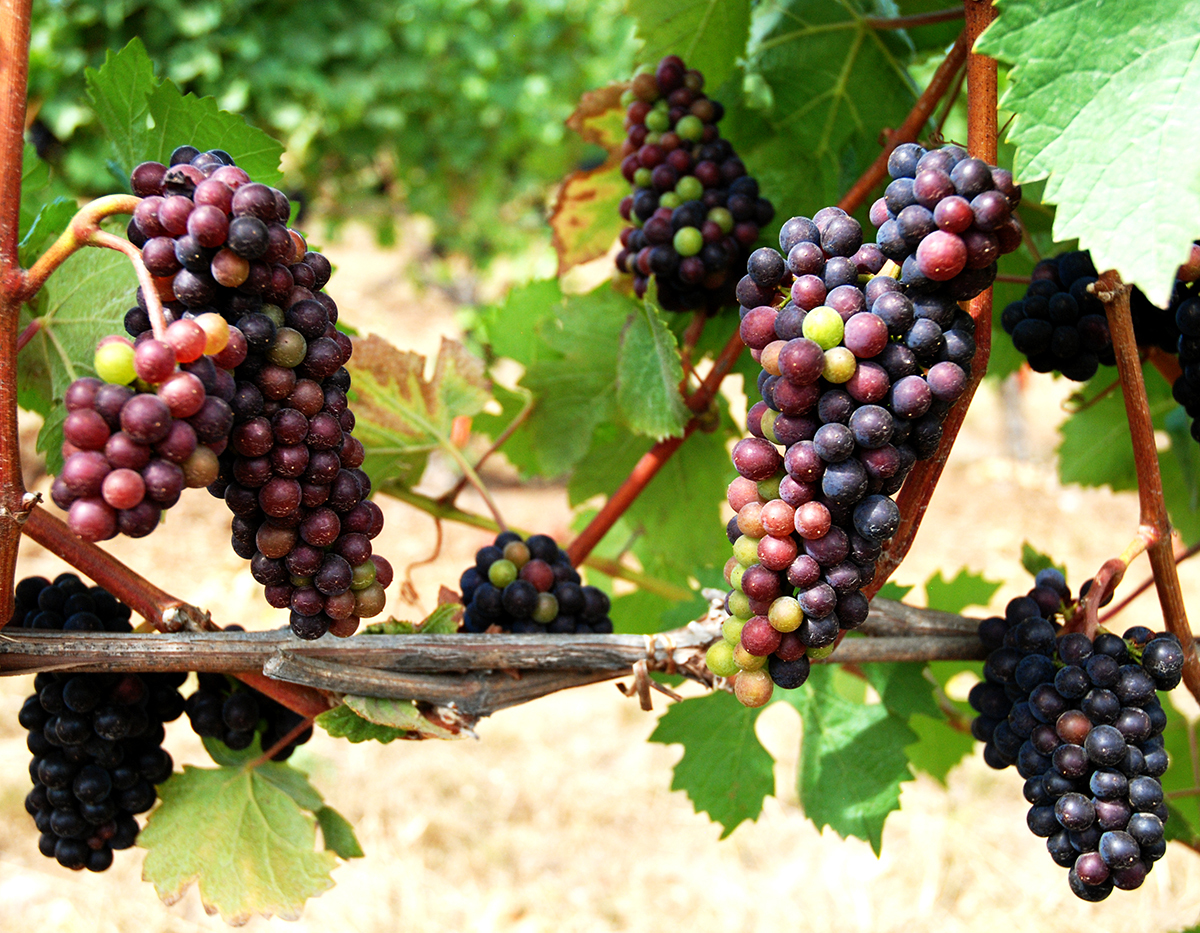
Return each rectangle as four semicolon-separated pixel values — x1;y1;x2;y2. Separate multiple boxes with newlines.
15;316;39;352
1093;271;1200;702
246;716;316;769
869;4;997;597
1101;540;1200;625
862;8;965;30
836;27;970;215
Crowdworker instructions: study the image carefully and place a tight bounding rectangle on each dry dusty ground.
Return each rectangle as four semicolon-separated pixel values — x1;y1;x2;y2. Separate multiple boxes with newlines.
5;224;1200;933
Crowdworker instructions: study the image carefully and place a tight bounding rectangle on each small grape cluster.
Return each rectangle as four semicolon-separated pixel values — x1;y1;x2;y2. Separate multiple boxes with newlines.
969;570;1184;901
614;55;774;313
112;145;388;640
12;575;185;872
1001;249;1184;382
53;312;239;541
871;142;1022;299
458;531;613;633
184;670;313;760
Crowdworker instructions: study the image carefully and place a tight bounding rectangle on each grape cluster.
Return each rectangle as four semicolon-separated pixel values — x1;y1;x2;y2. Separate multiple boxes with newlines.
1000;249;1183;382
184;670;313;760
871;142;1022;299
113;145;389;640
53;313;239;541
614;55;774;313
12;575;185;872
458;531;613;633
969;571;1184;901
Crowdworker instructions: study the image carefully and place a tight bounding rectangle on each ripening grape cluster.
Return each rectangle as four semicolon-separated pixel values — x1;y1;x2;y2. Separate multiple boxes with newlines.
184;668;313;760
58;144;391;640
12;575;185;872
969;570;1184;901
1000;248;1185;382
614;55;774;313
458;531;613;633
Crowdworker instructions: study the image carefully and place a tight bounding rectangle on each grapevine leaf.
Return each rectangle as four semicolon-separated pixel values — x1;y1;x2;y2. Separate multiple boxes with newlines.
875;580;915;601
361;602;462;635
1158;698;1200;844
784;665;916;854
1166;406;1200;511
19;198;76;269
923;567;1003;615
626;0;751;91
348;334;491;490
567;420;649;506
617;288;690;440
904;714;975;785
892;0;964;51
475;278;563;368
139;765;337;924
861;663;942;722
1020;542;1067;581
19;142;72;248
315;807;364;860
549;159;626;276
83;39;158;182
315;704;409;744
342;695;469;741
17;245;138;476
565;83;630;150
976;0;1200;308
611;588;676;635
649;691;775;838
471;382;539;478
1160;435;1200;545
201;734;261;769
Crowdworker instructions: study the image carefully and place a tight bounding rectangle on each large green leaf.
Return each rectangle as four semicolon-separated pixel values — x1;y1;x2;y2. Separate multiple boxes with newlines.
923;567;1003;615
626;0;752;91
784;665;917;854
977;0;1200;308
649;690;776;838
617;288;690;440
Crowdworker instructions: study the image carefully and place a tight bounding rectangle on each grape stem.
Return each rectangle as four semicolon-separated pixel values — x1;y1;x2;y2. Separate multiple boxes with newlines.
1092;270;1200;702
15;317;40;352
244;716;316;769
1100;540;1200;624
438;388;534;508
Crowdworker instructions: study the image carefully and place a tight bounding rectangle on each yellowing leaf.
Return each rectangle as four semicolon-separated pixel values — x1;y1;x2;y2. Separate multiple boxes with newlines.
549;160;626;277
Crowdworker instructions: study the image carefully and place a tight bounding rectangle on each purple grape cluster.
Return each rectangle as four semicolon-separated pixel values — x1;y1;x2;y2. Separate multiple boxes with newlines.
969;570;1183;901
871;142;1022;298
458;531;613;633
614;55;774;313
184;670;313;760
12;574;185;872
116;145;391;640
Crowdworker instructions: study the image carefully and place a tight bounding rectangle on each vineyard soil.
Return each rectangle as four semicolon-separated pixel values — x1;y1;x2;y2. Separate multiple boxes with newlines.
4;226;1200;932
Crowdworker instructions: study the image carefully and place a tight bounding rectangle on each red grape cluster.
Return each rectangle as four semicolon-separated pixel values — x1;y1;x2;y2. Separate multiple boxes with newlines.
614;55;774;313
969;571;1183;901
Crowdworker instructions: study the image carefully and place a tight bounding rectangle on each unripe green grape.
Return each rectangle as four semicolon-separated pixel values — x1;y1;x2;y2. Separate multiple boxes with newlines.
633;167;653;188
729;564;745;592
733;643;767;672
632;215;644;228
502;540;531;568
767;596;802;633
645;110;670;132
350;559;378;590
620;88;636;106
728;590;752;619
732;534;760;567
354;582;386;618
260;303;285;328
532;592;559;624
801;306;844;350
807;643;836;661
675;114;704;141
761;409;779;443
94;340;136;385
706;641;740;677
707;207;734;233
675;176;703;201
658;192;682;209
487;558;517;588
734;669;774;707
267;327;307;368
722;617;745;645
821;346;857;383
290;574;313;587
673;226;703;257
756;474;782;502
652;98;669;112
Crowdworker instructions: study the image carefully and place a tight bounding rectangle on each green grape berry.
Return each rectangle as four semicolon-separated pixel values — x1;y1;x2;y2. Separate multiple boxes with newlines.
673;226;703;257
675;176;703;201
707;207;734;234
94;340;136;385
645;110;670;132
675;114;703;141
821;346;857;383
801;306;844;350
727;590;752;619
729;564;745;592
487;558;517;588
722;617;746;645
633;167;653;188
532;592;559;624
756;474;782;502
350;559;378;590
767;596;802;633
706;641;740;677
658;192;682;210
732;534;760;567
807;643;836;661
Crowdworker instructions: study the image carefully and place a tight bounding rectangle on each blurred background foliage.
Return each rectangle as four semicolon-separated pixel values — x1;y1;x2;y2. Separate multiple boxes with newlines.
26;0;638;256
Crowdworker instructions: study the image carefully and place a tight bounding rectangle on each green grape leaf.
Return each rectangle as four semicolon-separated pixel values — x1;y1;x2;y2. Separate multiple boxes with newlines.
315;807;364;860
649;691;775;838
875;580;915;602
17;245;138;476
349;334;491;490
976;0;1200;308
904;713;975;785
923;567;1003;615
626;0;751;91
315;704;410;744
139;765;338;923
85;37;283;185
549;160;626;276
471;382;539;478
1020;542;1067;581
784;665;916;854
19;198;76;270
19;142;71;248
861;663;942;722
476;278;563;369
342;695;470;741
361;602;463;635
617;287;689;440
565;83;630;151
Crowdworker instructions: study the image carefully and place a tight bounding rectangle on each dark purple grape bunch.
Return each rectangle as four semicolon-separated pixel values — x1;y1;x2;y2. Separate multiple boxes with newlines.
184;671;313;760
614;55;774;313
1002;249;1184;382
969;569;1183;901
124;146;389;641
13;574;185;873
459;531;613;633
870;142;1023;299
